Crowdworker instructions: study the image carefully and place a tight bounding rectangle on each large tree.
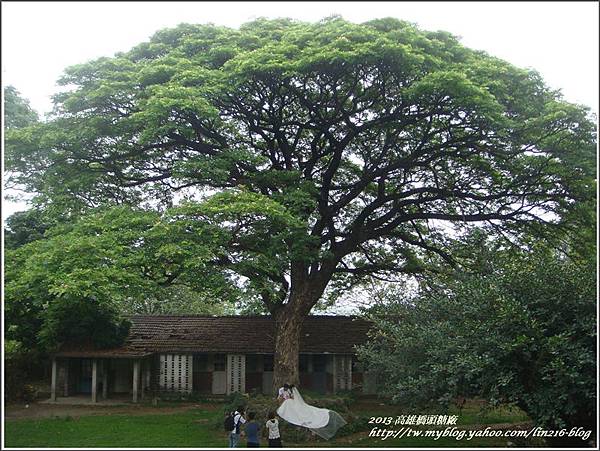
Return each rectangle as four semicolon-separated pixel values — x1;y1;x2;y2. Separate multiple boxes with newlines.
5;17;596;386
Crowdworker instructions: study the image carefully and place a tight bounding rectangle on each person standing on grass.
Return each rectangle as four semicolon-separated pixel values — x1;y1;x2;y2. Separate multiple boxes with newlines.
245;412;260;447
266;411;282;447
228;406;246;448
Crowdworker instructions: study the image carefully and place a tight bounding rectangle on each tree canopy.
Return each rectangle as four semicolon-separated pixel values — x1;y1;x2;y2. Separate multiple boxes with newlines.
4;85;39;130
4;206;237;351
4;208;54;250
4;17;596;384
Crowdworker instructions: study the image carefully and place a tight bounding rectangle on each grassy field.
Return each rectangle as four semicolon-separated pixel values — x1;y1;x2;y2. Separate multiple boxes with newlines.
4;399;538;448
4;408;224;448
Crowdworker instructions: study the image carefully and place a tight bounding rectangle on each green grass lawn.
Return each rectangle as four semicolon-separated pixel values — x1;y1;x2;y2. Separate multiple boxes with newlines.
4;409;225;448
325;434;517;448
4;400;537;448
311;400;535;448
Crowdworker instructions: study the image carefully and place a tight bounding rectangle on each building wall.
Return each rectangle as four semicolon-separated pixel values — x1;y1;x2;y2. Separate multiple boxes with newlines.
212;354;227;394
193;353;212;393
158;354;193;393
57;360;67;396
245;354;263;393
226;354;245;394
153;352;370;396
262;371;274;395
333;354;352;392
112;359;132;393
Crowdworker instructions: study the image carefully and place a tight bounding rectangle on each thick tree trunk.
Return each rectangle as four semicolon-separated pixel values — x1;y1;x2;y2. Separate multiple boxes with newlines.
272;305;304;390
271;260;336;392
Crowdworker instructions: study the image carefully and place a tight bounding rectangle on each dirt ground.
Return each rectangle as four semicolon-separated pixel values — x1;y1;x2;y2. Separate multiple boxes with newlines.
4;401;219;420
4;398;383;421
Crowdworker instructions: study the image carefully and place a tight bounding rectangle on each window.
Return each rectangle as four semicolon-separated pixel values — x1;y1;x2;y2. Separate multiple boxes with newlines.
352;355;362;372
81;359;93;377
213;354;226;371
313;354;327;372
299;355;309;372
246;355;259;372
263;355;274;372
194;354;208;372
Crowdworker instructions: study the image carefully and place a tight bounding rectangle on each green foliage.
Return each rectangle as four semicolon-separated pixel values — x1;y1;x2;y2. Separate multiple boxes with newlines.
4;206;238;351
168;191;317;308
3;85;38;129
4;19;595;317
3;17;596;387
4;409;226;448
4;356;27;402
4;339;23;358
222;391;252;413
3;208;56;250
38;296;131;352
4;339;40;402
3;403;535;448
357;235;596;434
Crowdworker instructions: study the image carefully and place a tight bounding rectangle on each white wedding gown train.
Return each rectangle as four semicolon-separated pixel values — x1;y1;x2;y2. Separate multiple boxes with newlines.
276;387;347;439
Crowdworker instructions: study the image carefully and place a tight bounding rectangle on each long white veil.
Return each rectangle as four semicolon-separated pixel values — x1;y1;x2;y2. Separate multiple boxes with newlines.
276;387;347;440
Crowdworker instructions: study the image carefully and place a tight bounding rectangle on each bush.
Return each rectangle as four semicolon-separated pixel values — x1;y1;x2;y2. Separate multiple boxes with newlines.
22;384;37;403
222;391;249;413
4;340;29;402
5;359;27;402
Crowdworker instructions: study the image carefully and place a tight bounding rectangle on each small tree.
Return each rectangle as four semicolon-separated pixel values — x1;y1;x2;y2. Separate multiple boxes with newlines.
5;18;596;386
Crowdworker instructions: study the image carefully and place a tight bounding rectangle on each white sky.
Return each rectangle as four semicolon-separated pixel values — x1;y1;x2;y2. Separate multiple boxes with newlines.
2;1;599;218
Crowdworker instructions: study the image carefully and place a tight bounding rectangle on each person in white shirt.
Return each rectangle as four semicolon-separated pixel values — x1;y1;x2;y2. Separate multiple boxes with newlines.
277;383;294;403
228;406;246;448
266;411;282;447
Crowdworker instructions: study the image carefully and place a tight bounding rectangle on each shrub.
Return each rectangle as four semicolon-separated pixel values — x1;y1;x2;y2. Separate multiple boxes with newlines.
4;340;28;402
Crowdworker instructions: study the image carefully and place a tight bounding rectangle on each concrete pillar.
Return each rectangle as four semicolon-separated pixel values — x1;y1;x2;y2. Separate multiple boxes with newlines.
347;355;352;391
133;359;140;403
102;360;108;399
332;355;337;394
63;359;69;397
141;360;145;400
145;362;151;395
50;358;57;401
141;359;151;399
91;359;98;403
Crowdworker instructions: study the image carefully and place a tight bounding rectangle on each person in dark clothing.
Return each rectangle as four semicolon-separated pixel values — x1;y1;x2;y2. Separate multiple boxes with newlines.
228;406;246;448
245;412;260;447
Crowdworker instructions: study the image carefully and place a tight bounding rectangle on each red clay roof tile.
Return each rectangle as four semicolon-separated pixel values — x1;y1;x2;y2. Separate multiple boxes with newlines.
55;315;371;357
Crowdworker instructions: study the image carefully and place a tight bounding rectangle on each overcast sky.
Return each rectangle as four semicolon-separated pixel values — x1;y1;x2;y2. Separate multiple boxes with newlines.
2;1;599;217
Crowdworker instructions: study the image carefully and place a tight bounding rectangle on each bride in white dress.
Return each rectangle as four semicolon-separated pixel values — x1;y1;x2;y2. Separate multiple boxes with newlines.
276;386;347;439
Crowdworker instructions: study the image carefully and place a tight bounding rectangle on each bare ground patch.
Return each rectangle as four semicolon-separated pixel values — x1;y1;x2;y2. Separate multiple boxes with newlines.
4;401;220;420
